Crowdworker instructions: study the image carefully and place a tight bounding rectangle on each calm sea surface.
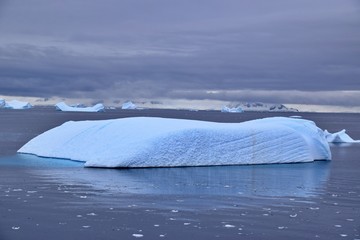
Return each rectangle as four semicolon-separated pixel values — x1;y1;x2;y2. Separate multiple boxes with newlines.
0;108;359;240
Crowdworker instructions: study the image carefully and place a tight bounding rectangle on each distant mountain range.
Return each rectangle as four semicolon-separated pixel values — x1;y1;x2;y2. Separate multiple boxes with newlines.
222;102;298;112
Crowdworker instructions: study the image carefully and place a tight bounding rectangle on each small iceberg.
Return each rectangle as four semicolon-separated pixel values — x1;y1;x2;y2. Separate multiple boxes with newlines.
121;101;137;110
221;106;244;113
324;129;360;143
4;100;32;109
18;117;331;168
55;102;104;112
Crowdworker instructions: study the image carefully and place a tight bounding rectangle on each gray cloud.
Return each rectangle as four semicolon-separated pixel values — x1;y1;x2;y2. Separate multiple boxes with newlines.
0;0;359;108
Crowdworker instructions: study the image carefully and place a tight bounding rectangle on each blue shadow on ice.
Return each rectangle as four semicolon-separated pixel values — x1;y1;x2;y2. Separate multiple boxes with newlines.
0;154;83;168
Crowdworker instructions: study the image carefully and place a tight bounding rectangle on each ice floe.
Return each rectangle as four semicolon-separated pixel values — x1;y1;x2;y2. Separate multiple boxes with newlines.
324;129;360;143
18;117;331;168
55;102;104;112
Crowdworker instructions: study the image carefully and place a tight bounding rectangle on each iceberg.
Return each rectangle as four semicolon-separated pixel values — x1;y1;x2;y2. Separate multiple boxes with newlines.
18;117;331;168
55;102;104;112
121;101;137;110
0;99;5;108
221;106;244;113
4;100;32;109
324;129;360;143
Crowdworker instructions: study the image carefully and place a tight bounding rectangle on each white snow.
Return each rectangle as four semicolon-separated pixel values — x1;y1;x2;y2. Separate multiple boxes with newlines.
55;102;104;112
324;129;360;143
122;101;137;109
18;117;331;168
4;100;32;109
221;106;243;113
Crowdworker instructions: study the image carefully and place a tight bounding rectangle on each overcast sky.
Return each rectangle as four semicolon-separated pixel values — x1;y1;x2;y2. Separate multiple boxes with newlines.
0;0;359;110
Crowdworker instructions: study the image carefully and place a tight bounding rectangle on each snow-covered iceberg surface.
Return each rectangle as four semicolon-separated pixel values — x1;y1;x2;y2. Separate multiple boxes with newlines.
121;101;137;109
324;129;360;143
4;100;32;109
55;102;104;112
18;117;331;168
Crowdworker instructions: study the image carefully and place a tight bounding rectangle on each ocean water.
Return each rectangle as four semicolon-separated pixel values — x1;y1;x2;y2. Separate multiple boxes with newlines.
0;108;359;240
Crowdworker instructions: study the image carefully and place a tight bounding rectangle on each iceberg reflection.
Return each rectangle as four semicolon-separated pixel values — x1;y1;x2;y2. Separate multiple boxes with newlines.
23;156;330;199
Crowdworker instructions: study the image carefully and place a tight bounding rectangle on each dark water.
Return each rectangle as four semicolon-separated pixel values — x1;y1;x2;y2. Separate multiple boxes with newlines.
0;108;359;240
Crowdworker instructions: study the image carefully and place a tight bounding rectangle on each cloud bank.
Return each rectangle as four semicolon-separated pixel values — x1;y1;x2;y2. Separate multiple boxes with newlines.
0;0;359;111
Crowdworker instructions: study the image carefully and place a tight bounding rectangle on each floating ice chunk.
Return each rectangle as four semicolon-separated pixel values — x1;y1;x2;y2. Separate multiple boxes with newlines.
18;117;331;168
55;102;104;112
122;101;137;110
132;234;143;238
324;129;360;143
221;106;243;113
4;100;32;109
224;224;235;228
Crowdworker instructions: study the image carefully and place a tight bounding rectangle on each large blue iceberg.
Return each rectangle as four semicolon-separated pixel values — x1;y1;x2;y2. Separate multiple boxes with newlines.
18;117;331;168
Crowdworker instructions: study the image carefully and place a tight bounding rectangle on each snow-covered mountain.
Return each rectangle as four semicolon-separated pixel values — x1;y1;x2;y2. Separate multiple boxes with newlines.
222;102;298;112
